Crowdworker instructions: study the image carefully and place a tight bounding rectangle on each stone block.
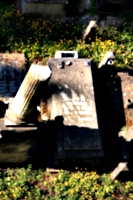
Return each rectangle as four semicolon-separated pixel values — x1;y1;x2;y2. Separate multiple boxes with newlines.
116;72;133;129
48;58;103;161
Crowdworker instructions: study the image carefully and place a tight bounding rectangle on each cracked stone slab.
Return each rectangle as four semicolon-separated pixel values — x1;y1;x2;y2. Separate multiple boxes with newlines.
0;53;26;97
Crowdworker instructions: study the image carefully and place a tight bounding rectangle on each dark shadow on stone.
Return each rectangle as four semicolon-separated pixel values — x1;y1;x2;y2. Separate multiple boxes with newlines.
115;160;133;182
0;101;8;118
35;120;57;169
85;28;97;44
128;103;133;109
92;63;126;162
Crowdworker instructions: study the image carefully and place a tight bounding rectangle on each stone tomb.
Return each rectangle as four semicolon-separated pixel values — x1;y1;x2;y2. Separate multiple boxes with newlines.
48;58;103;161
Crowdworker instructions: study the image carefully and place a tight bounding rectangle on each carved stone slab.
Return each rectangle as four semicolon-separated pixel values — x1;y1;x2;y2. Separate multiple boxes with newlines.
48;58;103;161
0;53;26;97
118;72;133;129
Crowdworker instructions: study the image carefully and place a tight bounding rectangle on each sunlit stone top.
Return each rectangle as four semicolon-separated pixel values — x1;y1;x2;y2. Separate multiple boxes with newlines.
29;64;52;81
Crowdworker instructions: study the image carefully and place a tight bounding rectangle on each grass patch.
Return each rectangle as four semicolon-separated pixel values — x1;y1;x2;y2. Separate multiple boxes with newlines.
0;164;133;199
0;3;133;69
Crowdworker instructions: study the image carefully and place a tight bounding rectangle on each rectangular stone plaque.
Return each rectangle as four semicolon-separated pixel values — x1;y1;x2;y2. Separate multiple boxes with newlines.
48;58;103;161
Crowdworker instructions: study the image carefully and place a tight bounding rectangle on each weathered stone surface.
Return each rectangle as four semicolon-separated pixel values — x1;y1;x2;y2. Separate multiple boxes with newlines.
0;53;26;68
119;126;133;142
48;58;103;161
118;72;133;129
0;53;26;97
5;64;52;125
109;70;133;160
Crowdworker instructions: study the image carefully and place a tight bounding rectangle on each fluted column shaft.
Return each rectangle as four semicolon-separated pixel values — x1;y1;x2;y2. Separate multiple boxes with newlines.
5;64;52;125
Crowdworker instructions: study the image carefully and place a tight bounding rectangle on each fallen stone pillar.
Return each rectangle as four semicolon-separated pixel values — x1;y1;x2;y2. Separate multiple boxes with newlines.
5;64;52;126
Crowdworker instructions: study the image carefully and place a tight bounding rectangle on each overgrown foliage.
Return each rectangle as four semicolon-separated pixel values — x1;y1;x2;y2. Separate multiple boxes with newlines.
0;165;132;199
0;4;133;69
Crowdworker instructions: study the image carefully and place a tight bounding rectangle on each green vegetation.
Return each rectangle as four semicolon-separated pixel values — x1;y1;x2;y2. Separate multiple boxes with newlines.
0;164;132;199
0;3;133;69
121;126;127;131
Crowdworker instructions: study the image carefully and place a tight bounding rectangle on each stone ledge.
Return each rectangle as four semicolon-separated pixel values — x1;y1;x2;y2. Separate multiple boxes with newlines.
0;53;26;69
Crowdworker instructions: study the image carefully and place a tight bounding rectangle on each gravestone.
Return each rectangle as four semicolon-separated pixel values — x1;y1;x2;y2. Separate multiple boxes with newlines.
118;72;133;130
48;58;103;161
19;0;68;16
0;53;26;97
